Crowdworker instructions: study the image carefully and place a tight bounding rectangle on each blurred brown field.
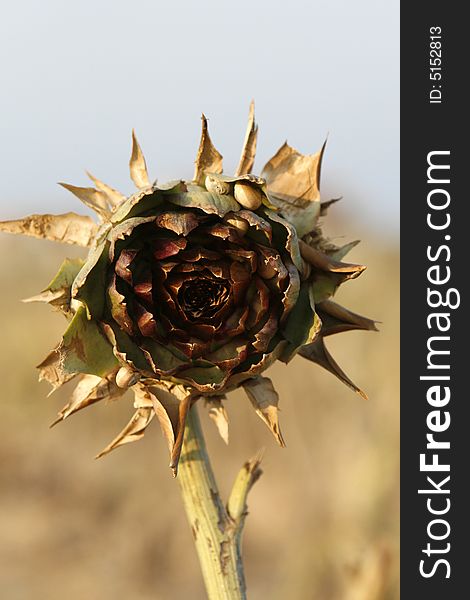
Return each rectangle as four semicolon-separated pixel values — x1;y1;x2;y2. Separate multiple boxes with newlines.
0;216;399;600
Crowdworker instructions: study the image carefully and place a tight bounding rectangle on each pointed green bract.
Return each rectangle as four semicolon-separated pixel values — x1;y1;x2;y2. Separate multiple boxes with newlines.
317;300;378;336
141;339;187;374
23;257;85;313
262;208;303;272
102;322;153;373
280;283;321;362
61;306;119;377
310;273;341;303
299;337;367;400
206;338;247;364
170;188;241;217
72;241;110;319
48;257;85;292
111;188;160;223
330;240;360;261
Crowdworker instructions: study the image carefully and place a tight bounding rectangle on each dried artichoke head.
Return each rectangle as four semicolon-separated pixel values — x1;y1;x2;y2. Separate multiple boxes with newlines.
0;102;376;474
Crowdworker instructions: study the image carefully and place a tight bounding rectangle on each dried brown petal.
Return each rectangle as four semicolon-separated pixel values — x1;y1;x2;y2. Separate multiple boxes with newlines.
200;222;241;242
133;301;158;338
51;373;122;427
256;245;288;283
206;396;229;444
235;210;272;242
281;258;301;320
236;100;258;176
243;376;285;447
152;237;187;259
156;211;200;236
148;384;192;475
108;275;134;335
246;278;270;330
37;347;76;395
262;141;324;204
59;182;110;220
129;129;150;189
0;213;98;246
193;114;223;185
252;311;278;352
178;247;222;262
223;213;249;235
222;305;249;339
261;141;326;236
115;249;138;284
86;171;126;208
229;261;251;304
134;285;154;313
23;288;65;306
95;406;155;458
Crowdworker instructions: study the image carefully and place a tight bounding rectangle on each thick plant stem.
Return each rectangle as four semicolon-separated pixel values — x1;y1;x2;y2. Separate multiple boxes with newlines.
178;405;262;600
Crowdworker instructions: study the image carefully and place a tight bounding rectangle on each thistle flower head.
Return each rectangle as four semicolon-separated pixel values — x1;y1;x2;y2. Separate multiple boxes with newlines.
0;103;376;474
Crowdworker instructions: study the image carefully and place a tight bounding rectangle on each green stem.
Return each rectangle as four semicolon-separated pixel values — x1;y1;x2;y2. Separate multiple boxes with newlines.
178;405;262;600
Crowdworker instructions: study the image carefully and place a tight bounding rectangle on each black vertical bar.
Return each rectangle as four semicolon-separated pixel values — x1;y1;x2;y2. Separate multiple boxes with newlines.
401;4;467;597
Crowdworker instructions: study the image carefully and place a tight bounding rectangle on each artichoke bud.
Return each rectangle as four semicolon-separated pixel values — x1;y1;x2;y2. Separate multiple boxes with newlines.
0;104;376;472
205;174;231;195
233;181;263;210
116;366;139;389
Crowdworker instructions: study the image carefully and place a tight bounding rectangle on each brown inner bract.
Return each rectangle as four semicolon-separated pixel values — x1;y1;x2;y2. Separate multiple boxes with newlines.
179;277;230;320
106;211;297;382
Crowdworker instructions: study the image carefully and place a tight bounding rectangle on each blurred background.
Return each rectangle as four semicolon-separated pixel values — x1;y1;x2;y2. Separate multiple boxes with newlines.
0;1;399;599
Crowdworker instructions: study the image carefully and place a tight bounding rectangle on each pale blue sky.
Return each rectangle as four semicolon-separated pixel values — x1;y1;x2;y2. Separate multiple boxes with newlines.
0;0;398;236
